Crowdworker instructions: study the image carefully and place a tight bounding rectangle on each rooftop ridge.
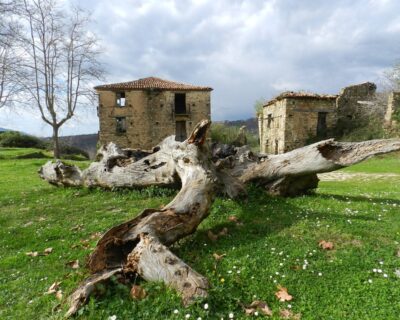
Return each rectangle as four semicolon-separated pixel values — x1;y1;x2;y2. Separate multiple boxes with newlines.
94;76;212;91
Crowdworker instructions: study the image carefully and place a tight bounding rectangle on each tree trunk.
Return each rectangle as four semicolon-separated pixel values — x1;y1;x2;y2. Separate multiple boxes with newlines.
37;120;400;317
52;125;61;159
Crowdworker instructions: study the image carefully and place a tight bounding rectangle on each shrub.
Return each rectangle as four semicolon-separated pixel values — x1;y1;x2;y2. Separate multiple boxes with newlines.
210;123;259;151
58;144;89;160
0;131;48;149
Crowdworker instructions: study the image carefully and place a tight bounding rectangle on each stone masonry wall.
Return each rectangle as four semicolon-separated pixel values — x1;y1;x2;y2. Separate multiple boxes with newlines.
260;99;287;154
384;91;400;126
98;90;211;150
336;82;377;135
260;97;336;154
284;98;336;151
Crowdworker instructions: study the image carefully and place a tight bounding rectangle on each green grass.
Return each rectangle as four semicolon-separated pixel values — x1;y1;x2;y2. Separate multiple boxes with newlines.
0;148;399;319
341;151;400;174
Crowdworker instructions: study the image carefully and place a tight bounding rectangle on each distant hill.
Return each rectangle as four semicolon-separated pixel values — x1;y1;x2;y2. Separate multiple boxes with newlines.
0;127;10;132
58;134;98;159
215;118;258;134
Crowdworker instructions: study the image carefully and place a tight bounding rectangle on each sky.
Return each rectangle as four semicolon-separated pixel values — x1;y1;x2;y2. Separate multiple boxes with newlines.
1;0;400;136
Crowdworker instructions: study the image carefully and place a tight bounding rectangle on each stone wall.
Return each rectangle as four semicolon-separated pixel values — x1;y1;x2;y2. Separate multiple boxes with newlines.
260;97;336;154
98;90;211;150
384;91;400;126
260;99;287;154
284;98;336;151
336;82;377;135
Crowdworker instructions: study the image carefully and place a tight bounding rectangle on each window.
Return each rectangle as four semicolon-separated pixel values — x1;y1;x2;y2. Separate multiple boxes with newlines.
174;93;186;114
317;112;327;138
116;117;126;134
116;92;126;107
175;121;187;141
267;114;273;128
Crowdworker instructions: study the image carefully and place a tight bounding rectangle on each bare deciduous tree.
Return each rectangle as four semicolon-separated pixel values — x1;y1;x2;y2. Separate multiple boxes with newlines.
19;0;103;158
0;1;22;109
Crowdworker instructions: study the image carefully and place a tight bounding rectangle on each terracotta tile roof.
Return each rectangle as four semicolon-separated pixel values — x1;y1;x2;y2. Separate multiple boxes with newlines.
265;91;337;106
94;76;212;91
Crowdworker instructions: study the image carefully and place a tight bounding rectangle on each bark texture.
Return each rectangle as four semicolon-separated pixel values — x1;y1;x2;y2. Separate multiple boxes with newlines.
38;120;400;317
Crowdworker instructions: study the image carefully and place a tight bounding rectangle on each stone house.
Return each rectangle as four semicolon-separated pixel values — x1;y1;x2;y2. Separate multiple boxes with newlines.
95;77;212;150
258;92;337;154
258;82;378;154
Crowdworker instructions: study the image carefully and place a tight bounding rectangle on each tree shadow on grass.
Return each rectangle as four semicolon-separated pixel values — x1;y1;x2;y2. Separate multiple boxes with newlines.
314;193;400;205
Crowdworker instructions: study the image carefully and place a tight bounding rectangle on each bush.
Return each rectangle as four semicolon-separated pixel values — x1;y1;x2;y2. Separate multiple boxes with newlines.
0;131;48;149
58;144;89;159
210;123;259;151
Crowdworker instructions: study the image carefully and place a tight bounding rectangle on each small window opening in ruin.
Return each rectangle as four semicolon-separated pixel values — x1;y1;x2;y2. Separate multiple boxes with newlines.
175;121;187;141
274;139;279;155
347;115;353;120
265;139;269;147
160;104;164;108
116;117;126;134
116;92;126;107
317;112;327;138
175;93;186;114
267;114;273;128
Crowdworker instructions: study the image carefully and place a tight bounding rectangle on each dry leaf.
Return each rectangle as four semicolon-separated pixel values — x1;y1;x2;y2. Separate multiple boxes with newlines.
290;265;301;271
228;216;239;222
130;285;147;300
55;290;63;301
66;259;80;269
90;232;102;240
219;227;229;236
70;224;83;231
26;251;38;257
396;249;400;257
44;248;53;255
245;300;273;316
213;253;226;261
318;240;334;250
279;309;301;319
207;230;219;242
45;282;61;294
228;215;243;226
275;285;293;302
23;221;33;227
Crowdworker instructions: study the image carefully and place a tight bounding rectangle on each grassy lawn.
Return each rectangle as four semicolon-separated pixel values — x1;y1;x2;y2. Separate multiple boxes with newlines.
0;148;399;319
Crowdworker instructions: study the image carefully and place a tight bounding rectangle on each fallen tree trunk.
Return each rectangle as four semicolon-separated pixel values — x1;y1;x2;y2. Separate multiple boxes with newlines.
37;120;400;317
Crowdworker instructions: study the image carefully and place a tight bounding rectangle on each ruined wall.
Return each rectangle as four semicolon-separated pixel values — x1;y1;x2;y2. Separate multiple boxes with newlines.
259;97;336;154
384;91;400;127
98;90;211;150
260;99;286;154
284;98;336;151
336;82;377;134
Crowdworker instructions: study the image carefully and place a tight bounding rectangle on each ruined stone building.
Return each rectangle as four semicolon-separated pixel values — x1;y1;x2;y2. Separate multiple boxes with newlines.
95;77;212;150
258;82;380;154
258;92;337;154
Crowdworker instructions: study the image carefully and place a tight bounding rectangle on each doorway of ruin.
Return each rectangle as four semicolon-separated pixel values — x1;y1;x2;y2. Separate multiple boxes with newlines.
175;121;187;141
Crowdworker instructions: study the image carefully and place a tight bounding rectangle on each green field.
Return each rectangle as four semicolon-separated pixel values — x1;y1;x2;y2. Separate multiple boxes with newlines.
0;148;399;319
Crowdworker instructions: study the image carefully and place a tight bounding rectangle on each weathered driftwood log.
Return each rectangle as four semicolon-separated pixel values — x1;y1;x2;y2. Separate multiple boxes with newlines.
40;135;400;196
38;120;400;317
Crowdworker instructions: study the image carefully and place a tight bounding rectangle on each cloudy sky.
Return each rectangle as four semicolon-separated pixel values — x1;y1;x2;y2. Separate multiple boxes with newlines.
1;0;400;136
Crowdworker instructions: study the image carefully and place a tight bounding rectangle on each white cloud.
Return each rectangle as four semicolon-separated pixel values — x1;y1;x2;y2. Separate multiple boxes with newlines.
1;0;400;135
